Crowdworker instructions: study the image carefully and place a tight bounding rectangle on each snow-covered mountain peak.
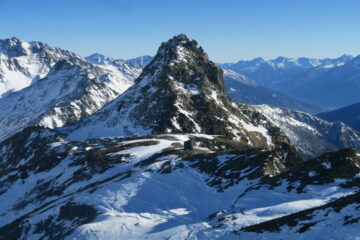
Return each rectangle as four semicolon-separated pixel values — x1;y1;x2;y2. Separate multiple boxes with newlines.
126;55;153;68
0;37;31;57
0;37;88;97
348;55;360;66
273;56;290;62
148;34;208;69
85;53;144;84
250;57;265;63
85;53;114;65
0;37;80;60
337;54;353;61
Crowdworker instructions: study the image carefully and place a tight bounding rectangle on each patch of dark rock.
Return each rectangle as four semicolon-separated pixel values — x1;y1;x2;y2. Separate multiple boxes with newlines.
296;222;317;233
57;202;97;222
0;218;28;240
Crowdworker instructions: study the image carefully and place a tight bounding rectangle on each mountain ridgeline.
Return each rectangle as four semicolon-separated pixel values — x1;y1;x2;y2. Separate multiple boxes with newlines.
254;104;360;159
0;37;142;143
221;55;360;108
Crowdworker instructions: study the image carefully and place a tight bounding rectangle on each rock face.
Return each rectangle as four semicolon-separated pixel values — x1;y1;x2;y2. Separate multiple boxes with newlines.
254;104;360;159
0;37;141;143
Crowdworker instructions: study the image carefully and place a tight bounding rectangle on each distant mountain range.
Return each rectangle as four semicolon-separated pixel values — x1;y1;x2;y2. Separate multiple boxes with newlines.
85;53;153;69
220;54;360;109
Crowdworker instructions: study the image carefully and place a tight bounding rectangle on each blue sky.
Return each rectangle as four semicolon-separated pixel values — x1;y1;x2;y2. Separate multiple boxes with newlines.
1;0;360;62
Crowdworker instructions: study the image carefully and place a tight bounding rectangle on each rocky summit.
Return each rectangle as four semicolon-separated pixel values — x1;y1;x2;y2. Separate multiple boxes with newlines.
65;35;291;150
0;35;359;240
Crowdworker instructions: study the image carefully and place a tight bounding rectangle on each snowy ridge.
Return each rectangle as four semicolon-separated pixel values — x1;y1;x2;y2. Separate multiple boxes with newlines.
254;104;360;159
0;38;141;143
85;53;144;80
220;54;354;72
86;53;153;69
0;37;82;97
239;191;360;240
223;69;257;86
126;55;153;68
85;53;114;65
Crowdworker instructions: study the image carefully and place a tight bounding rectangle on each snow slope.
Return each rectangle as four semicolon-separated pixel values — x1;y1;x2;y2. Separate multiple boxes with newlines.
0;37;82;97
0;129;358;239
0;130;287;239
